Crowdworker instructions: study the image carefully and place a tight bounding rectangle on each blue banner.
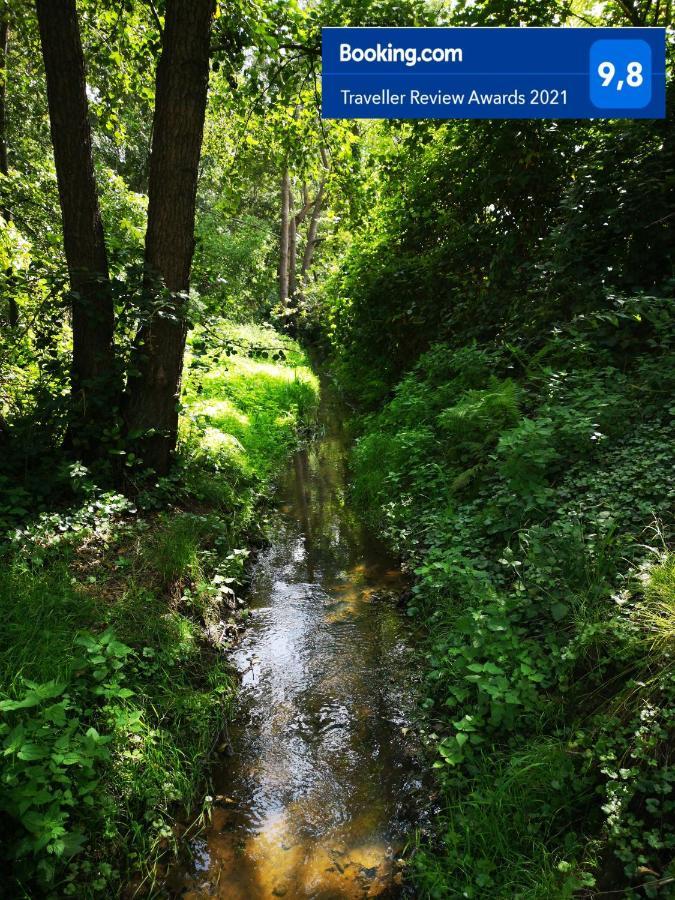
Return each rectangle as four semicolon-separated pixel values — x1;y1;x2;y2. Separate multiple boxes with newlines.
321;27;666;119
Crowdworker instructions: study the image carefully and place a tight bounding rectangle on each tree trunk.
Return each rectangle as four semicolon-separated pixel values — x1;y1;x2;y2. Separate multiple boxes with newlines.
35;0;116;450
289;183;314;303
301;181;324;280
0;12;17;329
288;190;297;300
125;0;215;476
279;167;290;307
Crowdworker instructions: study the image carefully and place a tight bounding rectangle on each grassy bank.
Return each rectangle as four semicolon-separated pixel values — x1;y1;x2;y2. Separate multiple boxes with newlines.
347;297;674;897
0;322;318;898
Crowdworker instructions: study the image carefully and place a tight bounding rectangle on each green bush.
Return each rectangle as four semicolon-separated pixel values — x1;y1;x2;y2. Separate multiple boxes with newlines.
349;304;674;896
1;631;131;886
0;322;319;896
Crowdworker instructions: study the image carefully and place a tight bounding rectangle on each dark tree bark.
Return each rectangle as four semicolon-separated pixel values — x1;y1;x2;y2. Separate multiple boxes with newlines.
125;0;215;475
35;0;116;449
0;11;18;328
616;0;646;24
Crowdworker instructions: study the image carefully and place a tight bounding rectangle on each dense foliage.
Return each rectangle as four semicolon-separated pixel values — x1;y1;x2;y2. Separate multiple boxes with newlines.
348;304;674;895
1;0;673;895
320;110;675;403
309;7;675;894
0;324;318;895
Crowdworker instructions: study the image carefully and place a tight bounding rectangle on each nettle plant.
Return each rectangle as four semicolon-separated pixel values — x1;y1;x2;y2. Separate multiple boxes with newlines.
0;629;133;887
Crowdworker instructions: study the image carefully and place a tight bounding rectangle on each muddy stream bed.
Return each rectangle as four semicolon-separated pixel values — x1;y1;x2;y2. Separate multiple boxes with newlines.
169;390;424;898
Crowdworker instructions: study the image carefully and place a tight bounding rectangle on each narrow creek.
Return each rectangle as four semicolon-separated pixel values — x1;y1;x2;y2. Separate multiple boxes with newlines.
171;388;422;898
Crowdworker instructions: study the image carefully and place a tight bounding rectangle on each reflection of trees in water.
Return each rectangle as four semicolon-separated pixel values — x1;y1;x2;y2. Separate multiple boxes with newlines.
293;448;313;580
171;388;419;898
289;428;369;589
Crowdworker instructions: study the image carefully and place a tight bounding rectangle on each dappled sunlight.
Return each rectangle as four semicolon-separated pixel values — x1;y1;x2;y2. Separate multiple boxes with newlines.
181;805;400;899
180;322;320;486
275;411;297;427
231;355;316;384
200;428;246;457
192;398;250;427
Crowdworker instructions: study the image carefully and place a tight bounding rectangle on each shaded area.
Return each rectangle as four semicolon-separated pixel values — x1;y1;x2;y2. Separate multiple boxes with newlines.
170;390;422;898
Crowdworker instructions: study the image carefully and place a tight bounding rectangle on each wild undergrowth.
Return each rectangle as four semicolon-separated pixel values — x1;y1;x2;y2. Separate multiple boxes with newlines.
348;295;674;898
0;322;318;898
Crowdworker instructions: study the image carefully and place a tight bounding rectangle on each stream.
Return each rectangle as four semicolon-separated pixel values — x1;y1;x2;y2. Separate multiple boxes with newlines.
170;390;422;898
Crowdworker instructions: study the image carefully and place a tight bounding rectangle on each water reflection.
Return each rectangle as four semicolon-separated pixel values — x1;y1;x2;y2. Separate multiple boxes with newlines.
172;395;419;898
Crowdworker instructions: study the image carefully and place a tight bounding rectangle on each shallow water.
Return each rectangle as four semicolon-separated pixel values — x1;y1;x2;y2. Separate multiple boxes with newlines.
171;393;421;899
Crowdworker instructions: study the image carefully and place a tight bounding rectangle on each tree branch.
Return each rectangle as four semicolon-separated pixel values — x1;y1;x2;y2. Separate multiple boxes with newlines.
145;0;163;37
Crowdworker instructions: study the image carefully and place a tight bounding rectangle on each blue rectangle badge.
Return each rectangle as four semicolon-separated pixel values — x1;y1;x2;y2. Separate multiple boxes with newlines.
321;27;666;120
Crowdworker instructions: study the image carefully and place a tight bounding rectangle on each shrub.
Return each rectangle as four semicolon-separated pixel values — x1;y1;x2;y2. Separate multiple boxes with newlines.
348;303;674;895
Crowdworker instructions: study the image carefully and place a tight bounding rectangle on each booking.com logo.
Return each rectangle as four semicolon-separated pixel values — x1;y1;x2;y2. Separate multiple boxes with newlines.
338;42;464;66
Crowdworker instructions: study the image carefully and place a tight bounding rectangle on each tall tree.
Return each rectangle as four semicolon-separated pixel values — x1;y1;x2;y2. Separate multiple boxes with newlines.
35;0;116;450
280;175;318;308
279;167;291;308
125;0;215;475
289;184;314;300
288;188;297;300
301;180;324;282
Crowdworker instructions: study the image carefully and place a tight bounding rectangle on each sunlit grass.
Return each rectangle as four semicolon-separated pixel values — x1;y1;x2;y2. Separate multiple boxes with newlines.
638;553;675;655
182;321;319;482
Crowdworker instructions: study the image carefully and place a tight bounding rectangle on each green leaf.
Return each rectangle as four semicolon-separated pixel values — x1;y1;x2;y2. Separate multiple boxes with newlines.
550;602;569;621
18;742;49;761
0;680;66;711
